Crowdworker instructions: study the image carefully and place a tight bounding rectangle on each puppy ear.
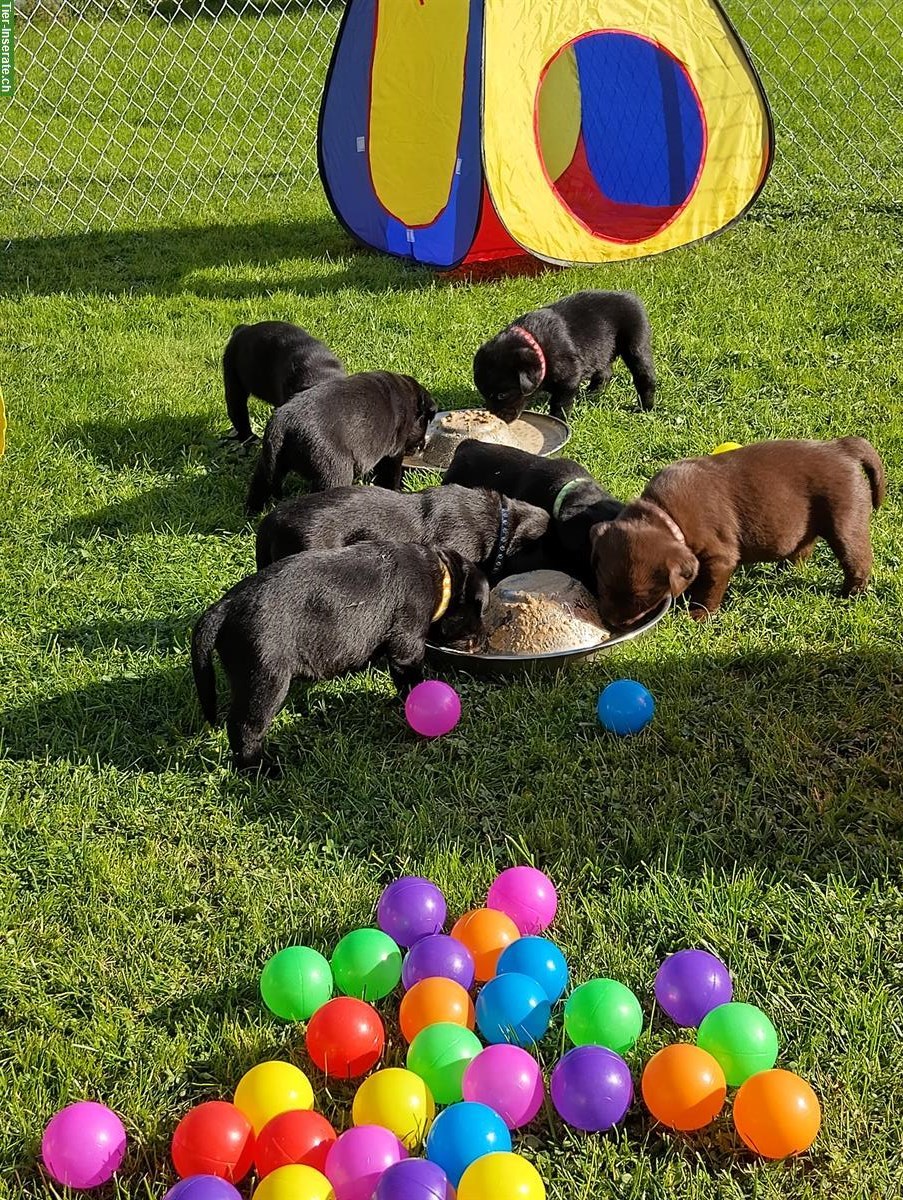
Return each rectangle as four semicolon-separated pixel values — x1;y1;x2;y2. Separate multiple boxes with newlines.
509;500;549;545
588;521;611;562
418;386;436;420
668;549;699;596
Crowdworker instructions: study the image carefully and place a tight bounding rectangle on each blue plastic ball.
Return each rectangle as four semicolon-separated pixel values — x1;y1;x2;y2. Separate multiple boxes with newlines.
496;937;569;1004
425;1101;511;1187
474;972;551;1046
596;679;655;735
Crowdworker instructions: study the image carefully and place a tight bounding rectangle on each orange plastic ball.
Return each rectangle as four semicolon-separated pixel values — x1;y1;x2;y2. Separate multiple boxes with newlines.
641;1044;727;1131
451;909;520;982
733;1069;821;1159
399;977;476;1044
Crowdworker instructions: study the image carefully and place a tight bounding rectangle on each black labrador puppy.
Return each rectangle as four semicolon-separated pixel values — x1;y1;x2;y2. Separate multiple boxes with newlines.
443;439;625;587
191;542;489;772
222;321;345;444
473;290;656;422
254;484;550;580
246;371;436;514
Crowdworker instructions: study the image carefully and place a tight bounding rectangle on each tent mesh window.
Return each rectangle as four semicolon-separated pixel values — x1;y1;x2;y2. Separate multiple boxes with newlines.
2;0;901;234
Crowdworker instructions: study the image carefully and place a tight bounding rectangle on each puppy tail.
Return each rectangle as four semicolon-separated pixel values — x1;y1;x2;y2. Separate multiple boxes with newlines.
191;604;225;726
838;436;886;509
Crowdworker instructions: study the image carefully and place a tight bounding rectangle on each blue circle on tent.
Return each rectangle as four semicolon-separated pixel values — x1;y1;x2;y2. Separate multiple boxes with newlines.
539;31;705;241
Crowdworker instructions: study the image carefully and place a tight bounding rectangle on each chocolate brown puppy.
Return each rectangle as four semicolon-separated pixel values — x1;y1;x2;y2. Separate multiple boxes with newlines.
473;290;655;423
222;321;345;444
591;437;885;628
246;371;436;514
192;541;489;773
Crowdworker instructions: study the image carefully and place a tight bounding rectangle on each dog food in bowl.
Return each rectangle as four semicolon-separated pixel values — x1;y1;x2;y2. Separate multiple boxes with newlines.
479;570;609;655
419;409;545;468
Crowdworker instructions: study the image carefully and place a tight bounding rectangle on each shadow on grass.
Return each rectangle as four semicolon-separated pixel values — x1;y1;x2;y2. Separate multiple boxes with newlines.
0;214;563;301
2;641;899;882
64;412;222;472
57;413;256;539
0;215;429;300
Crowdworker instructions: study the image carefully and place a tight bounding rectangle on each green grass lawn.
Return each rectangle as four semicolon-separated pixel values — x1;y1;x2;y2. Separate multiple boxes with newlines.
2;11;903;1200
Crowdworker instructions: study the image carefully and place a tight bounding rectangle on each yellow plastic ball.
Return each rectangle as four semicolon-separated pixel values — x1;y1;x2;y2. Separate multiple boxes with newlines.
233;1060;314;1134
457;1152;546;1200
711;441;742;455
351;1067;436;1149
254;1164;335;1200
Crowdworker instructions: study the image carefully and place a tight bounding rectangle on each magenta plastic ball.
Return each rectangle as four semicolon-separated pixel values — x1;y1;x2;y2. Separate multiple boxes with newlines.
42;1101;127;1190
550;1046;633;1132
654;949;733;1027
373;1158;453;1200
486;866;557;935
325;1125;408;1200
405;682;461;739
402;934;476;991
164;1178;242;1199
378;876;448;948
462;1045;545;1130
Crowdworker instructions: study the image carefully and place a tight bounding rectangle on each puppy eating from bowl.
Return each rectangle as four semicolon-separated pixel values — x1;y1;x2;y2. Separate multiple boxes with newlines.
473;290;656;423
246;370;436;513
255;484;549;582
191;542;489;773
591;437;885;628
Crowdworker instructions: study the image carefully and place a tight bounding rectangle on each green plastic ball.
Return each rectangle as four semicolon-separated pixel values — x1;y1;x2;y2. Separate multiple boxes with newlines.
406;1022;483;1105
697;1001;779;1086
260;945;333;1021
331;928;403;1001
564;978;644;1053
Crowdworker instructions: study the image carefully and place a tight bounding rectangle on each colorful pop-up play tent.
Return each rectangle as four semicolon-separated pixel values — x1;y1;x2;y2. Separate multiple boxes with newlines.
318;0;773;269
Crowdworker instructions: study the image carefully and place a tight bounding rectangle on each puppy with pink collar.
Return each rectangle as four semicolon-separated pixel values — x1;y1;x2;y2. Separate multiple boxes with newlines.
472;290;656;423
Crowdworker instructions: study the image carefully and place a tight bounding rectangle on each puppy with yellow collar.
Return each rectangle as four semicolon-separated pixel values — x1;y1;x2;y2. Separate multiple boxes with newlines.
192;542;488;774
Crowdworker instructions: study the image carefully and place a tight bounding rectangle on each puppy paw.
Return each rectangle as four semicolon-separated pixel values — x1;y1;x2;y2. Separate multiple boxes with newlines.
841;579;869;598
687;602;715;621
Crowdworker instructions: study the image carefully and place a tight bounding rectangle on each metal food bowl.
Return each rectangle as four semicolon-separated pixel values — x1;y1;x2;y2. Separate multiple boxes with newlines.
426;596;671;678
403;410;571;475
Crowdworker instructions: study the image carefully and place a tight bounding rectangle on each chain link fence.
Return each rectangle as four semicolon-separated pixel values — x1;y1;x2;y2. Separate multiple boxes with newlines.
2;0;902;234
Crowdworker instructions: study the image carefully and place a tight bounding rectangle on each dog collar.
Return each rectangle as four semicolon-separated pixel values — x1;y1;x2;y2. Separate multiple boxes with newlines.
646;502;686;545
432;561;453;623
552;477;588;520
488;496;511;580
510;324;547;384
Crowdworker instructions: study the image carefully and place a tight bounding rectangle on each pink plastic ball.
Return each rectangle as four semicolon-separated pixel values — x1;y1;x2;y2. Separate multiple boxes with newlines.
462;1045;545;1130
405;682;461;739
42;1101;127;1190
486;867;557;935
325;1125;408;1200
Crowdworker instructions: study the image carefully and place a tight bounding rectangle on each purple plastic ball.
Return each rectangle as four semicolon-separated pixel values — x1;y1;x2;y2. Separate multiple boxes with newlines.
405;682;461;739
41;1101;127;1190
378;877;448;948
654;949;733;1027
462;1044;545;1130
326;1125;408;1200
550;1046;634;1132
374;1157;453;1200
402;934;476;991
164;1178;242;1200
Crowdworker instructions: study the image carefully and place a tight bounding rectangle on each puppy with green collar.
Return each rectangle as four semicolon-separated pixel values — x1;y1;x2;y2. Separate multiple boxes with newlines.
443;440;624;588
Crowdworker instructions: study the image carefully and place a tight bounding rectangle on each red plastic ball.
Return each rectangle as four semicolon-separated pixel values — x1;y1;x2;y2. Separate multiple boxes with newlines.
255;1109;338;1178
306;997;386;1079
171;1101;255;1183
